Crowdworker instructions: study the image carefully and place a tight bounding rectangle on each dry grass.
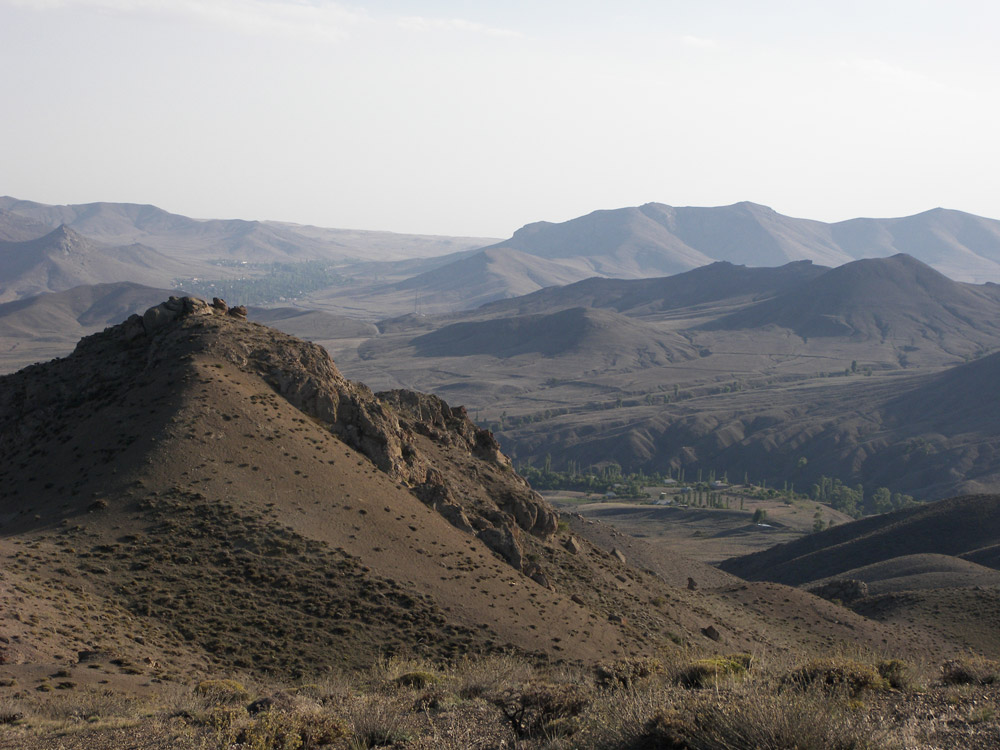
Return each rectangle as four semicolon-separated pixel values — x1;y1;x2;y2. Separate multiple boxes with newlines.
1;651;998;749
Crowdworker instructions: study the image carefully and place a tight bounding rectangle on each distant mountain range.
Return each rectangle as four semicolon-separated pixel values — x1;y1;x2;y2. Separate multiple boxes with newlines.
387;202;1000;309
5;197;1000;319
0;196;496;265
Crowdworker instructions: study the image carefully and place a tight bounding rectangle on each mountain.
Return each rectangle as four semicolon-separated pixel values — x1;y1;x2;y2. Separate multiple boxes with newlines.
831;207;1000;283
0;208;52;241
331;254;1000;499
0;226;190;302
495;202;852;271
472;259;829;318
708;254;1000;344
501;352;1000;500
410;306;695;363
397;246;596;304
0;196;496;264
408;203;1000;306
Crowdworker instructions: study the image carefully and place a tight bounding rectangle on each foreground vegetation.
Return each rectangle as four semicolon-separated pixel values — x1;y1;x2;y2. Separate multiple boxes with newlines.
2;651;998;749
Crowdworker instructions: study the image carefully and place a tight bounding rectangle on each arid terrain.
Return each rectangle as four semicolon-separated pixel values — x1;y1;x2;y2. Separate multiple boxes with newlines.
0;298;998;748
2;199;1000;748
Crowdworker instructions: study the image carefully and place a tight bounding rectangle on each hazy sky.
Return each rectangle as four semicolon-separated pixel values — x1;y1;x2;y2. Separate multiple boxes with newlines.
1;1;998;236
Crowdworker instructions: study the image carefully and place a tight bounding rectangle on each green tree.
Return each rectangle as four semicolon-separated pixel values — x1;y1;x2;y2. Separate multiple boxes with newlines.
752;508;767;524
872;487;892;514
812;511;826;533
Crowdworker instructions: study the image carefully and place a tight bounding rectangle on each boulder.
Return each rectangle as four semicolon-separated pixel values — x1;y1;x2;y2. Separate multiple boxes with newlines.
563;536;582;555
477;525;523;571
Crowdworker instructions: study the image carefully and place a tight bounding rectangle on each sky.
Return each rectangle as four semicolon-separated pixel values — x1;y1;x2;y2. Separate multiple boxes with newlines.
1;0;999;237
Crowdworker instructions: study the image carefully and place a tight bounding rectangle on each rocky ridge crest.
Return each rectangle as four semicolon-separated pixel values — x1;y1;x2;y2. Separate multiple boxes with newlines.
104;297;555;569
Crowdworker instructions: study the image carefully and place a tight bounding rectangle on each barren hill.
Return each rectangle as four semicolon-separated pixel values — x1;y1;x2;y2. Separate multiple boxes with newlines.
0;281;177;367
472;260;829;318
719;495;1000;586
720;496;1000;656
811;553;1000;596
411;307;695;363
389;247;596;309
709;254;1000;346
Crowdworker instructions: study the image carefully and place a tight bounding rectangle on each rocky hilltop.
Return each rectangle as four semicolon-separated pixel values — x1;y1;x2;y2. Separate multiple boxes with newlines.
3;295;555;573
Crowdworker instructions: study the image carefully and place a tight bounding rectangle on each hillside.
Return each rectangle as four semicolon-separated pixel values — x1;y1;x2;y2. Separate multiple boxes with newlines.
411;307;695;363
709;254;1000;346
719;495;1000;585
335;253;1000;499
2;297;999;748
0;282;178;372
391;247;596;308
472;260;829;318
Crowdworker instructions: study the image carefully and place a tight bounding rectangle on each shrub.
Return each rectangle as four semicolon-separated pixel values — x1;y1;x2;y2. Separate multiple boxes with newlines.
394;671;439;690
196;679;251;705
786;658;888;695
637;689;894;750
492;683;590;739
595;657;664;689
239;709;347;750
676;654;753;689
454;652;534;700
345;695;413;748
876;659;918;691
941;656;1000;686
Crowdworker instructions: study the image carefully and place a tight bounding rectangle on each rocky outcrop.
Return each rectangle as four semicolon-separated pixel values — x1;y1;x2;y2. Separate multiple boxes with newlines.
86;297;561;575
477;525;523;570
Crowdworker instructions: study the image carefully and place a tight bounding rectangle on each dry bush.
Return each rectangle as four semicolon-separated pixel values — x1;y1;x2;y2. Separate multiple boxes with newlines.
0;698;24;725
595;657;665;689
639;688;897;750
876;658;920;691
941;656;1000;685
344;694;414;749
290;672;354;706
453;652;534;700
195;678;252;705
785;658;889;695
491;682;591;740
394;671;440;690
580;683;679;749
675;654;753;689
238;709;347;750
363;655;443;693
42;688;147;723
